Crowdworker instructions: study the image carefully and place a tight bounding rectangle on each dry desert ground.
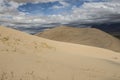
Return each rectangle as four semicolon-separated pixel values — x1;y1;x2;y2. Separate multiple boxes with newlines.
0;26;120;80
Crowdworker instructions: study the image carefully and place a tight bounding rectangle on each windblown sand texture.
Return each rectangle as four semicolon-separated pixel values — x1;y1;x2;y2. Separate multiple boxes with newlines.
0;26;120;80
36;26;120;52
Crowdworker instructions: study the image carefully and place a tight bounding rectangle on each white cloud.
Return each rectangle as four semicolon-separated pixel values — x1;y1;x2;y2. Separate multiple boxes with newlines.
59;1;70;7
1;1;120;23
52;1;70;9
68;1;120;23
8;0;62;3
0;0;120;34
0;0;21;15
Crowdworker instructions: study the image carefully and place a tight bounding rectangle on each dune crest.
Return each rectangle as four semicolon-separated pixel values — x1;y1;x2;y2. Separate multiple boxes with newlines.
0;26;120;80
36;26;120;52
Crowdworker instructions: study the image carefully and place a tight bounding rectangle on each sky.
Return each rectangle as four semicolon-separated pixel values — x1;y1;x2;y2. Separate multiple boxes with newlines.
0;0;120;34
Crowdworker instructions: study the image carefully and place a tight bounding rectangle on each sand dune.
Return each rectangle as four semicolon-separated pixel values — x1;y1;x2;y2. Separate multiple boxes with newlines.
0;26;120;80
36;26;120;52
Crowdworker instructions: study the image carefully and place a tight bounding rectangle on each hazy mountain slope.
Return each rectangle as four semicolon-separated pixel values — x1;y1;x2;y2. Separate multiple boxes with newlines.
36;26;120;52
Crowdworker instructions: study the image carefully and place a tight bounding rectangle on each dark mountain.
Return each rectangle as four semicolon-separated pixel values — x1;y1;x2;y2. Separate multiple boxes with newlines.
64;22;120;39
91;23;120;39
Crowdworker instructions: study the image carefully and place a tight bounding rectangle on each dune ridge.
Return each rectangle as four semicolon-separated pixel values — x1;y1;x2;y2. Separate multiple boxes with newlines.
0;26;120;80
36;26;120;52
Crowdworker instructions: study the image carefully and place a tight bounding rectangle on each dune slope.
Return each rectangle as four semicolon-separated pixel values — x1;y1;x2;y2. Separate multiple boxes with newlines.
0;26;120;80
36;26;120;52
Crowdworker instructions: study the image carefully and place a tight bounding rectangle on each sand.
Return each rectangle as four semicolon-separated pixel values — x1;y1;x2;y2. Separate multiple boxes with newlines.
0;26;120;80
35;26;120;52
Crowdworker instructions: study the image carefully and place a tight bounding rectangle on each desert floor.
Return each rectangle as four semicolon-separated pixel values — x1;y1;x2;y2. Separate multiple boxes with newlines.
0;26;120;80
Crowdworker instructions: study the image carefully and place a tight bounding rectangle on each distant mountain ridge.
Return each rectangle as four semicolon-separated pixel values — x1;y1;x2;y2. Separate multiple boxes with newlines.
91;23;120;34
35;26;120;52
65;22;120;39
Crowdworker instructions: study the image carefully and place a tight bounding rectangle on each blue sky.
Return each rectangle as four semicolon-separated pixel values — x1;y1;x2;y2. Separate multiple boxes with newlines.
18;0;105;15
18;1;69;15
0;0;120;33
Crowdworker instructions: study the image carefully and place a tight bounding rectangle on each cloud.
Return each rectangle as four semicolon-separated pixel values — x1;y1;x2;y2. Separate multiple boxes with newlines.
70;1;120;23
52;1;70;9
0;0;21;15
8;0;61;3
7;0;108;3
0;0;120;34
